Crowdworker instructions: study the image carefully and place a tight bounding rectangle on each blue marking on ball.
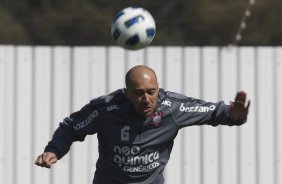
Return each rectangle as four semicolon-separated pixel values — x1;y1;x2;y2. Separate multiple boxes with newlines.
146;28;155;37
113;29;121;41
126;35;140;45
124;15;145;28
112;11;125;23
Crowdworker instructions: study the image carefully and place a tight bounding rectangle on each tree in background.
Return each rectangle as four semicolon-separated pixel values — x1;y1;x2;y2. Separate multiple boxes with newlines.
0;0;280;46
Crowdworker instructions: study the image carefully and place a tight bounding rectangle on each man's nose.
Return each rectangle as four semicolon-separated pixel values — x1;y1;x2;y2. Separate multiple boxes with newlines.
142;93;150;103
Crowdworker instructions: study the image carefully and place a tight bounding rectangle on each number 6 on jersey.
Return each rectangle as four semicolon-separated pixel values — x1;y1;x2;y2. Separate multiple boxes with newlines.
121;126;130;141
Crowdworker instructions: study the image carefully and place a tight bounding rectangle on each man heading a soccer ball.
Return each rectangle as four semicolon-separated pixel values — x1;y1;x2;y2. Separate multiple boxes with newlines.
35;65;250;184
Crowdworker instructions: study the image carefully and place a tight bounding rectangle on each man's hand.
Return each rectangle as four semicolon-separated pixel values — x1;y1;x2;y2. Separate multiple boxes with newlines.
35;152;58;168
229;91;251;122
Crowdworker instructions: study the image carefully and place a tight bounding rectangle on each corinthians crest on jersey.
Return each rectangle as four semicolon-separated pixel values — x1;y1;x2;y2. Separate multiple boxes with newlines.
149;112;164;127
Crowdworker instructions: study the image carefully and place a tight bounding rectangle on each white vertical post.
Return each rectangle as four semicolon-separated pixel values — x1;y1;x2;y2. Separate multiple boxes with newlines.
89;47;107;97
88;47;107;183
15;46;33;184
257;47;275;184
202;47;220;184
163;47;183;184
275;47;282;184
0;46;15;184
52;46;71;184
126;49;145;70
33;46;52;184
145;47;164;87
108;47;126;92
71;47;92;184
183;47;201;184
220;47;239;184
238;47;256;184
0;46;5;184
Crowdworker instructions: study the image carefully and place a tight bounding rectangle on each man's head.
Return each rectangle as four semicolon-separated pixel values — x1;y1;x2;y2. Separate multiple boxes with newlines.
124;65;159;117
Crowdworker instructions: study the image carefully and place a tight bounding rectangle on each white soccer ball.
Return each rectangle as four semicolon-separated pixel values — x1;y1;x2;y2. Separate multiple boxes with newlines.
111;7;156;50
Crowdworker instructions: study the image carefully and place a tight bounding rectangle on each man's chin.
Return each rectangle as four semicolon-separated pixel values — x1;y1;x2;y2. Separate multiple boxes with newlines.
144;109;155;117
137;110;153;117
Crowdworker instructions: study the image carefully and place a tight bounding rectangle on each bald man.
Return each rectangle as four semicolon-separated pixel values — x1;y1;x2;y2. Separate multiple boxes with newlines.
35;65;250;184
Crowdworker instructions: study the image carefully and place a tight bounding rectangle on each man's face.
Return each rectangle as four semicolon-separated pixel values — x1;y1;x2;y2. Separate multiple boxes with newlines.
125;75;159;117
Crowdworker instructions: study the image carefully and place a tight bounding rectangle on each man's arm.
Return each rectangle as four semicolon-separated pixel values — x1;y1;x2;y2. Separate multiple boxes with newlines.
34;118;80;169
34;100;101;168
168;90;250;128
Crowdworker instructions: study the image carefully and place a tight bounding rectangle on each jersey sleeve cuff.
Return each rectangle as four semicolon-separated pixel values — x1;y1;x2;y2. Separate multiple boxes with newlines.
44;145;62;160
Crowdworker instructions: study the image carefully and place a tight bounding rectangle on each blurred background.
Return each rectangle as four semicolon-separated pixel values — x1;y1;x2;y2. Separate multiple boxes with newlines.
0;0;281;46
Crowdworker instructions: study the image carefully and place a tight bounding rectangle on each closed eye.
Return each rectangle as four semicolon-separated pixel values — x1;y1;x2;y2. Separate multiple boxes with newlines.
147;90;155;95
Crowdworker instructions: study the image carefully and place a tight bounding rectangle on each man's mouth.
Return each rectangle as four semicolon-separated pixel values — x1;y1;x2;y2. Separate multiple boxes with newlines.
143;106;152;113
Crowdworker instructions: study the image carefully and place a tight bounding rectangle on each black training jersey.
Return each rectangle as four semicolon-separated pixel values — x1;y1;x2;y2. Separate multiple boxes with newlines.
45;89;245;184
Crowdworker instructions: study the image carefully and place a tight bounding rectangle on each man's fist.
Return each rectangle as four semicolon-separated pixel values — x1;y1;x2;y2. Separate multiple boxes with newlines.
35;152;58;168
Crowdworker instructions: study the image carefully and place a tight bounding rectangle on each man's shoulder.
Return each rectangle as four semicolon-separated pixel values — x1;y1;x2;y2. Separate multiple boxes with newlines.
90;89;125;107
159;89;189;102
